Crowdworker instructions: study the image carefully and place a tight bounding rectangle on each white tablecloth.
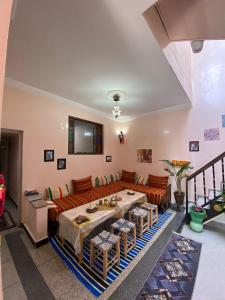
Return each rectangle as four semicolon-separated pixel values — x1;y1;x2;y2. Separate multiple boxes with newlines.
58;190;146;253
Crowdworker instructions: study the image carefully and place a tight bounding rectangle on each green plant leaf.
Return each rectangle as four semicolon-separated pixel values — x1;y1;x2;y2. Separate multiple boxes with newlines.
176;162;193;177
160;160;176;168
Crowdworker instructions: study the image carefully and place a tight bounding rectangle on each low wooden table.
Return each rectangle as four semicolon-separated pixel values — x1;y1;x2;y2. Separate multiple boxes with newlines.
58;190;147;264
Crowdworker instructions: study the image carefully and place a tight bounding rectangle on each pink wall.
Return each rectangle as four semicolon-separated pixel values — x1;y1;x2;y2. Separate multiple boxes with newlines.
2;85;120;221
0;1;12;129
117;41;225;200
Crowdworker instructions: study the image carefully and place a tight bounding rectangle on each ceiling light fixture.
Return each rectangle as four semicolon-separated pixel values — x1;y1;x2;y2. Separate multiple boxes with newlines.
107;90;126;119
112;94;121;119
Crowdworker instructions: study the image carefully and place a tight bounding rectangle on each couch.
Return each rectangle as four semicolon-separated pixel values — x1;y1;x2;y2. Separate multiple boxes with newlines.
48;172;171;223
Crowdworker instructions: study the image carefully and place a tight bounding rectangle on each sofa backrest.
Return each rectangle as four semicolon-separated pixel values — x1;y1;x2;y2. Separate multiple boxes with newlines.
148;174;169;189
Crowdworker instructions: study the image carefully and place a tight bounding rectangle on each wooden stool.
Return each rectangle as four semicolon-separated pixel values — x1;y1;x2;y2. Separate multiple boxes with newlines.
129;207;150;238
111;218;136;257
90;230;120;280
140;203;158;227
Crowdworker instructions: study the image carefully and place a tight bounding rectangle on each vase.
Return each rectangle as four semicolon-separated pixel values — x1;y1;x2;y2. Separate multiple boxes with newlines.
190;206;206;224
174;191;185;205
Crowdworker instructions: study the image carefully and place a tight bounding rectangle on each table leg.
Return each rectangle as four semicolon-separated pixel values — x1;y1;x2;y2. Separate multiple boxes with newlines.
79;233;84;264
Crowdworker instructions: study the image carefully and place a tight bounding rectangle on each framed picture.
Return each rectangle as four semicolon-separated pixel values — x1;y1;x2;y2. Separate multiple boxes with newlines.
106;155;112;162
57;158;66;170
137;149;152;163
189;141;199;152
204;128;220;141
44;150;54;162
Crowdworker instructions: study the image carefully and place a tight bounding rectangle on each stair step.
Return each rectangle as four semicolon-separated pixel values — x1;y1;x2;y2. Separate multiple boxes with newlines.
203;208;224;225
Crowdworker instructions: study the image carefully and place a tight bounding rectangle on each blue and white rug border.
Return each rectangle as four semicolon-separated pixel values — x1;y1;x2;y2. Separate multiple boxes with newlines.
98;209;176;300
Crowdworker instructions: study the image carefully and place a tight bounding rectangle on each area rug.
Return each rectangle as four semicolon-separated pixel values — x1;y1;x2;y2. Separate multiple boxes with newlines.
0;210;16;232
136;232;202;300
50;211;174;298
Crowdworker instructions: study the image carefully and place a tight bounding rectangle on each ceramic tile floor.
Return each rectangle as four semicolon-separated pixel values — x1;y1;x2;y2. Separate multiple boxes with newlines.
181;222;225;300
1;222;225;300
1;238;27;300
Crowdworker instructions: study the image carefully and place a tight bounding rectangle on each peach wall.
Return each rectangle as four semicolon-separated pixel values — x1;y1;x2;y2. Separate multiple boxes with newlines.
0;1;12;129
2;84;120;221
163;42;193;102
117;41;225;200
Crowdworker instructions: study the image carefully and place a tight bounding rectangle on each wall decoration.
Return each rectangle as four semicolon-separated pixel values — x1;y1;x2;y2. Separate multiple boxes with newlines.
57;158;66;170
137;149;152;163
189;141;199;152
44;150;54;162
106;155;112;162
204;128;220;141
222;114;225;128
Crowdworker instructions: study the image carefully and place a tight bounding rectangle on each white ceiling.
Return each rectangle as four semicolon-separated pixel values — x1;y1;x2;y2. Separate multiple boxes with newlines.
6;0;190;120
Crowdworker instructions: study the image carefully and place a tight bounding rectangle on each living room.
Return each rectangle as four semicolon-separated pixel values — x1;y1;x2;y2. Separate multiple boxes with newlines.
1;1;225;300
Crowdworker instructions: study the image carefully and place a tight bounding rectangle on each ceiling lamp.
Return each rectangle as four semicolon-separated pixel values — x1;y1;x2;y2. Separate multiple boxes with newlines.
107;90;126;119
112;94;121;119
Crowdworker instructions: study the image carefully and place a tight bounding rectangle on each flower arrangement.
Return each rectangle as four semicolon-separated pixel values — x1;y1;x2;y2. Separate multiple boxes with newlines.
161;159;193;194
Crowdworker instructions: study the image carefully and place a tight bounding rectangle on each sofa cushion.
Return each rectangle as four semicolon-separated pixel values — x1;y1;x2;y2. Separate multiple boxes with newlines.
111;172;120;182
136;175;148;185
148;174;169;189
73;176;93;193
48;182;124;222
95;175;112;187
48;184;69;200
121;170;136;183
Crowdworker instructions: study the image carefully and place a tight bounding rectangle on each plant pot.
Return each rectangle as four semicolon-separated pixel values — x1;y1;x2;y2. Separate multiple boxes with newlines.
190;206;206;224
174;191;185;205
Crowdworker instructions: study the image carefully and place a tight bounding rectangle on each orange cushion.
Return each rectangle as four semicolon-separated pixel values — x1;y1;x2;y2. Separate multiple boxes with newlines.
121;170;136;183
148;174;168;189
72;176;93;193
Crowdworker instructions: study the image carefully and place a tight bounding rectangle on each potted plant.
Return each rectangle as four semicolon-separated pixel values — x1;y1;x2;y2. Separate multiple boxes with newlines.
189;205;206;232
190;205;206;223
161;160;193;206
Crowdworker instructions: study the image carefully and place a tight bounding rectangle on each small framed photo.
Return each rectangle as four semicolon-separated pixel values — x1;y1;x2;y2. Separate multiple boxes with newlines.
44;150;54;162
57;158;66;170
189;141;199;152
106;155;112;162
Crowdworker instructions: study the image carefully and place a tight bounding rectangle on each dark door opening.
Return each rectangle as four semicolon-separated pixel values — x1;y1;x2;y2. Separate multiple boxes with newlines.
0;129;23;225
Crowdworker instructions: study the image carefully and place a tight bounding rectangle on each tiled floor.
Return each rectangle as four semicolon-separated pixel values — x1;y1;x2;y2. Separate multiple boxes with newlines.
1;237;27;300
1;220;225;300
5;198;20;226
181;222;225;300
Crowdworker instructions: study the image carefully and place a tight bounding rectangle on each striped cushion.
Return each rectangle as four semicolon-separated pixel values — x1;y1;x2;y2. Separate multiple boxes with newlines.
48;184;69;200
111;173;120;182
73;176;93;193
95;175;111;187
48;182;123;221
95;176;103;187
148;174;169;189
121;170;136;183
136;175;148;185
104;175;112;184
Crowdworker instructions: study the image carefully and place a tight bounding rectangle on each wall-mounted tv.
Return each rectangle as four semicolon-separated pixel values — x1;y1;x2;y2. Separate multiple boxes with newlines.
68;116;103;155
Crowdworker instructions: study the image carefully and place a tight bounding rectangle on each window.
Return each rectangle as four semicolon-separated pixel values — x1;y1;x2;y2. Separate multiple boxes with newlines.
68;116;103;155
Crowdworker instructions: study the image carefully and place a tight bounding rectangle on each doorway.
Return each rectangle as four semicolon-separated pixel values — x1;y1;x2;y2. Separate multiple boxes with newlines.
0;129;23;225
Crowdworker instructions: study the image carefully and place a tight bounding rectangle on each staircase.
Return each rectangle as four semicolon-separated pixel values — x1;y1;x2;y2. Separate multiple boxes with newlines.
186;151;225;224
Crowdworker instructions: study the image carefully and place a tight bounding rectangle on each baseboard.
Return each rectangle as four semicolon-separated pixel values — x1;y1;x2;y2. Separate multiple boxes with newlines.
22;223;48;248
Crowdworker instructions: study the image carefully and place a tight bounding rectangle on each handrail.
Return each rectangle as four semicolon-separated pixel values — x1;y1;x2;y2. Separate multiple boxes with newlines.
187;151;225;181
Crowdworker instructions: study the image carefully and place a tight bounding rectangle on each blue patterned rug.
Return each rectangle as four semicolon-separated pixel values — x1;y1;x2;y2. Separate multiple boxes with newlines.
50;211;174;297
136;232;202;300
